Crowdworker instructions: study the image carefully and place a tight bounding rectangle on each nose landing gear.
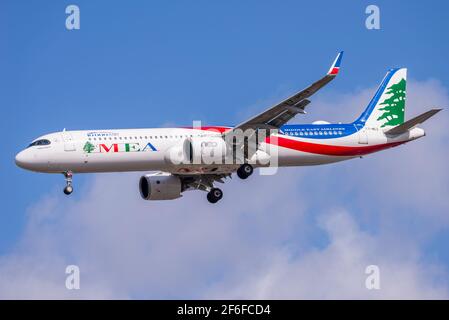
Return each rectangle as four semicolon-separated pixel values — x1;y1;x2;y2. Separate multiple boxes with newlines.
63;171;73;195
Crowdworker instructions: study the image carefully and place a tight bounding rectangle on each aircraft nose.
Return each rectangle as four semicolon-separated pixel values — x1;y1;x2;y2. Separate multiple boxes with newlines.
15;150;31;169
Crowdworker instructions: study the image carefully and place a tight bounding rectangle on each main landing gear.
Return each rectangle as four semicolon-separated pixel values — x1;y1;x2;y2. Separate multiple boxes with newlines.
207;187;223;204
202;165;253;204
237;164;253;180
63;171;73;195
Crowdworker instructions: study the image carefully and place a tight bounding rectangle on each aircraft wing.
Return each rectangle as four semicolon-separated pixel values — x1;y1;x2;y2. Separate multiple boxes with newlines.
230;51;344;132
177;173;232;191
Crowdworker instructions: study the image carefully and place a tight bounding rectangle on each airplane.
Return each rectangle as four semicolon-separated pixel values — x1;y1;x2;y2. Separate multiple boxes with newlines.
15;52;442;203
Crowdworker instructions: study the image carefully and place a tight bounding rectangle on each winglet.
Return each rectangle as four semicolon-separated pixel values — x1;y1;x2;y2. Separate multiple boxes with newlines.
327;51;344;76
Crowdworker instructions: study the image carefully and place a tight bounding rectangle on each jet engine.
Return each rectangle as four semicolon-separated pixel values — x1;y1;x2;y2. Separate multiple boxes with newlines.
139;173;182;200
187;136;229;164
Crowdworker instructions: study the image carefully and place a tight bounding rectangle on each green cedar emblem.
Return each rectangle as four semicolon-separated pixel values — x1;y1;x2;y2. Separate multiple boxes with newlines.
83;141;95;153
377;78;406;127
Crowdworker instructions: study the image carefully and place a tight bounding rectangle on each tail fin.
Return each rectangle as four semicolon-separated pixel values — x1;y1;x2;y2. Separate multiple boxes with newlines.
355;68;407;129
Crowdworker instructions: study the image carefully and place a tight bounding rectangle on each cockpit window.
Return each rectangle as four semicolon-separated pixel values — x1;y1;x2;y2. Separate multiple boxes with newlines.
27;139;51;148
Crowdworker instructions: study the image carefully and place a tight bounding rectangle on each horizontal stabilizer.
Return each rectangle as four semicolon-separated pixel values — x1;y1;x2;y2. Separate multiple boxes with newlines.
385;108;442;135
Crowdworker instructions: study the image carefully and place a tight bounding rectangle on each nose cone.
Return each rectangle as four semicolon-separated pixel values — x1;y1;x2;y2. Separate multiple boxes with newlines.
15;149;50;172
15;150;31;169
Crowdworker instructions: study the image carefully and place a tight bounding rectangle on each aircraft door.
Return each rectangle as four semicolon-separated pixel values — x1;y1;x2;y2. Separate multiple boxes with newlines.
358;129;368;144
354;124;368;144
62;131;76;151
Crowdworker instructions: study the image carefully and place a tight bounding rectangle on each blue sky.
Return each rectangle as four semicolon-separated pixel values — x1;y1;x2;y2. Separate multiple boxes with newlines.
1;1;449;298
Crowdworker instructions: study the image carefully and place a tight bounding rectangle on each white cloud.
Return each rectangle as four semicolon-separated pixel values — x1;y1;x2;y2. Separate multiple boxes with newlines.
205;210;448;299
0;79;448;299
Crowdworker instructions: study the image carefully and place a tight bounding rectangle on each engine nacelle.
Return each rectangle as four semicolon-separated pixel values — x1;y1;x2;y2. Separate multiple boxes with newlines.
187;136;228;164
139;173;182;200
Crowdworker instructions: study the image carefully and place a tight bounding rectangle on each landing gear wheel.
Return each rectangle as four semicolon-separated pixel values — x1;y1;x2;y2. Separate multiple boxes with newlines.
63;171;74;196
237;164;253;179
207;188;223;203
64;185;73;195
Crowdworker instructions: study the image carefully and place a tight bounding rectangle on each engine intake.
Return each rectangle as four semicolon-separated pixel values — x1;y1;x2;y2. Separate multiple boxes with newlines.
139;173;182;200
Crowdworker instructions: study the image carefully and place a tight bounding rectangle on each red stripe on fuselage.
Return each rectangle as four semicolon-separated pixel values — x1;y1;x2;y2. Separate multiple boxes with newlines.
266;136;405;156
181;126;231;133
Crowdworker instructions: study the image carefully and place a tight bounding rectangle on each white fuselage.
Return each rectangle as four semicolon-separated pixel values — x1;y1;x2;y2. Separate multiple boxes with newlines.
15;125;425;175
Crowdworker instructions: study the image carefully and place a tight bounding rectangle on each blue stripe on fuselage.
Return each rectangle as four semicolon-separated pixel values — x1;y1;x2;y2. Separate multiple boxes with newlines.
279;123;357;139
